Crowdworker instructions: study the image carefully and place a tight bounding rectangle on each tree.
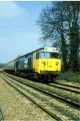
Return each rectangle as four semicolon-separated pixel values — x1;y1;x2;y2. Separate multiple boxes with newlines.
38;1;68;71
37;1;80;72
66;2;80;71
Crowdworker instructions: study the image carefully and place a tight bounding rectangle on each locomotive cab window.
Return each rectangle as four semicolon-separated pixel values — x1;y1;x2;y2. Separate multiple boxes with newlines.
51;53;59;58
39;52;59;58
36;52;39;59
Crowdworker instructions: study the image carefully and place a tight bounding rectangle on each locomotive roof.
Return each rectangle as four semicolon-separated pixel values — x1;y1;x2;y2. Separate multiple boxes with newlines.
5;47;44;64
15;47;58;60
15;47;44;60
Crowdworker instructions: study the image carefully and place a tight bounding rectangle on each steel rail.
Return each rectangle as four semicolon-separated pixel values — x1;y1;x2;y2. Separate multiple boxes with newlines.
3;73;80;109
0;74;62;121
54;82;80;90
46;83;80;94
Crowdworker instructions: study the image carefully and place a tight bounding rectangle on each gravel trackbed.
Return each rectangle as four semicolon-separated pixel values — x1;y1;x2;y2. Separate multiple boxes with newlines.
0;76;54;121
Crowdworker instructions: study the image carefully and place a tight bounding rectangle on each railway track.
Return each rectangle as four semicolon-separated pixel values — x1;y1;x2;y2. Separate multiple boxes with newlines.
1;73;80;120
3;73;80;109
0;73;62;121
47;83;80;94
54;82;80;90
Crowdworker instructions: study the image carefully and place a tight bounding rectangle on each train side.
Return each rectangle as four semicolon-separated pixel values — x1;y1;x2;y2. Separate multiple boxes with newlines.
4;47;61;82
4;61;15;73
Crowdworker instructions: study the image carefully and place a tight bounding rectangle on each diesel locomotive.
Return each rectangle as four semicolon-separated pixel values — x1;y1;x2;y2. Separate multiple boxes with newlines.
4;47;61;82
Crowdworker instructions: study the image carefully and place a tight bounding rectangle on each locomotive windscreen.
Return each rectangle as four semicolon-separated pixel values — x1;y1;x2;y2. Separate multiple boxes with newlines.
39;52;59;58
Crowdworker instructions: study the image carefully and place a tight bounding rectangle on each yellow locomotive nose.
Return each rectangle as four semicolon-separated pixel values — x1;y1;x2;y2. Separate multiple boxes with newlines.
40;59;61;72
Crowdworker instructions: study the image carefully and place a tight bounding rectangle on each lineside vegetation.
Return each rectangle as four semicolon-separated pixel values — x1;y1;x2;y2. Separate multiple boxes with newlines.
37;1;80;72
57;71;79;82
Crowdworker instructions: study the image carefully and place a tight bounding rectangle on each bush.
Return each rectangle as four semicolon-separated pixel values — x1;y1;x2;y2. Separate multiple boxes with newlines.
57;71;80;82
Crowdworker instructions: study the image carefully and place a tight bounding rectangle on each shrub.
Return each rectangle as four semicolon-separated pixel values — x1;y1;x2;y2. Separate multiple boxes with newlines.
57;71;80;82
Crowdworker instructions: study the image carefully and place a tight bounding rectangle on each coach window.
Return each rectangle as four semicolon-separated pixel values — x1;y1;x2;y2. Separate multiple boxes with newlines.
36;53;39;59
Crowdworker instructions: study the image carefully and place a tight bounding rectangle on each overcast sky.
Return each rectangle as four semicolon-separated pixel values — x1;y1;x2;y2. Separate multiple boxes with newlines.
0;1;51;63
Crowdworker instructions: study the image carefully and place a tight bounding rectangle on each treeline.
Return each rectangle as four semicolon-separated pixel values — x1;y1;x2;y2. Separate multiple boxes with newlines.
37;1;80;72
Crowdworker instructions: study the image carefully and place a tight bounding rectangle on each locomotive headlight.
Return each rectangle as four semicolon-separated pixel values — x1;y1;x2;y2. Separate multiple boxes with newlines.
56;62;59;65
42;61;46;65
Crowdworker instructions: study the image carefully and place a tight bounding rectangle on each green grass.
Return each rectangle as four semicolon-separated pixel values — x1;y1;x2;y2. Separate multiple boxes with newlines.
57;71;80;82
